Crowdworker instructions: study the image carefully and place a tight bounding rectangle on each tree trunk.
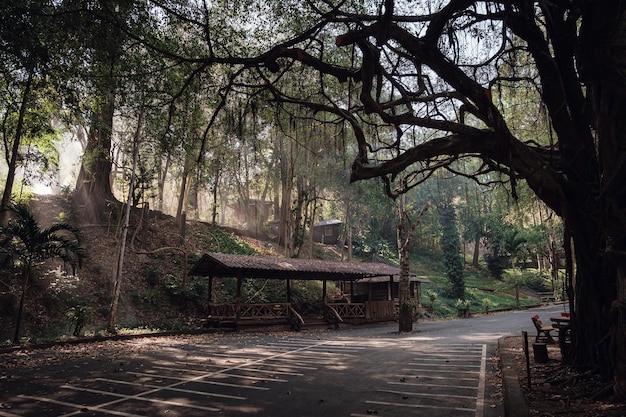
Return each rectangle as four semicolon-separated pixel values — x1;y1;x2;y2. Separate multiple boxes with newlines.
0;68;33;226
74;83;116;223
397;193;413;333
613;259;626;400
176;169;193;225
472;234;480;267
292;178;307;257
211;162;221;224
397;199;431;333
157;153;170;213
278;172;293;253
566;4;626;398
12;266;31;344
107;114;141;333
342;201;351;261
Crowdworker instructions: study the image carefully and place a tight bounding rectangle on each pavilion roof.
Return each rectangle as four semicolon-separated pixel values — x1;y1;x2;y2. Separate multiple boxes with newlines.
188;252;405;281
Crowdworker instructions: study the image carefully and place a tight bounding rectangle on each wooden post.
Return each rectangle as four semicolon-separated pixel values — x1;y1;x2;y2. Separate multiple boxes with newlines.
236;276;242;322
523;331;532;390
322;280;327;302
208;276;213;316
179;212;186;242
141;202;149;250
350;280;354;302
388;275;393;300
180;251;188;305
286;279;291;303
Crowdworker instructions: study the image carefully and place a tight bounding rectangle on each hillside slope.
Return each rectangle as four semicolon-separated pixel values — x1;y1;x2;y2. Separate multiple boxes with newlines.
1;194;290;342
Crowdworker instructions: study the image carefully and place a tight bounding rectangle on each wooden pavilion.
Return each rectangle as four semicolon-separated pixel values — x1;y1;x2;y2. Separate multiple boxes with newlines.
188;252;412;330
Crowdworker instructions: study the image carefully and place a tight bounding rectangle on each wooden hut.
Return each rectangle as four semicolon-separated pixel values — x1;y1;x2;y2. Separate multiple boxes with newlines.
312;219;343;244
188;252;406;329
345;276;428;304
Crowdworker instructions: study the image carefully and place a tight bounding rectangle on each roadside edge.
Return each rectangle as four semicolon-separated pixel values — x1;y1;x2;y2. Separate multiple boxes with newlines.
498;337;530;417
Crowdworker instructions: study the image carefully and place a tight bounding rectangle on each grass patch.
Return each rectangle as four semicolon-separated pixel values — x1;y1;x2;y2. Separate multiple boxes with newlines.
416;257;552;318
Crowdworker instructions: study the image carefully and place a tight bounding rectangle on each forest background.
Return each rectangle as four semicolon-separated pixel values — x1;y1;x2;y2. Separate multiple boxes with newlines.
2;0;626;403
0;0;562;344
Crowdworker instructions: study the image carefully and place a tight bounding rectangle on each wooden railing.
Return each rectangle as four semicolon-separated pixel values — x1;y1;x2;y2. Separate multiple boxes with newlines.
289;305;305;326
208;300;395;327
325;301;396;322
209;303;237;318
239;303;290;320
323;303;345;322
209;302;302;322
326;302;365;319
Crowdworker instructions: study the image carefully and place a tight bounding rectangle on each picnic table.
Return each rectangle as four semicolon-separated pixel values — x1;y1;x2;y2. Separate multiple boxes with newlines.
550;316;571;329
550;314;572;356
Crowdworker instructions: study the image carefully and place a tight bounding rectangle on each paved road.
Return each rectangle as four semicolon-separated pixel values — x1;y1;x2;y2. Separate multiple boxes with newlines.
0;304;567;417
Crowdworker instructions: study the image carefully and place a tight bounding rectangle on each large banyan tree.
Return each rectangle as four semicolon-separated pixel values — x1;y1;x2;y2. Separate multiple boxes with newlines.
116;0;626;397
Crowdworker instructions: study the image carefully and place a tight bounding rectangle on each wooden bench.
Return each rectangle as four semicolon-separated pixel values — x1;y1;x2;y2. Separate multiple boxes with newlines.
532;315;555;343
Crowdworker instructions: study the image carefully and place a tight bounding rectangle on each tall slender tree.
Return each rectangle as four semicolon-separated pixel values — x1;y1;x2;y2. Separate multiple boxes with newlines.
0;0;59;224
397;195;430;332
438;201;465;300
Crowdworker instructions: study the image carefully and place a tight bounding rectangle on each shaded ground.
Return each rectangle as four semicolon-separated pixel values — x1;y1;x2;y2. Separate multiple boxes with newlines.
0;328;502;417
500;336;626;416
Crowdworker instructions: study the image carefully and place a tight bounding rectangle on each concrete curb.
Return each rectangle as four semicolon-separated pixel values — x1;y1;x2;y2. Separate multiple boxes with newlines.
498;337;530;417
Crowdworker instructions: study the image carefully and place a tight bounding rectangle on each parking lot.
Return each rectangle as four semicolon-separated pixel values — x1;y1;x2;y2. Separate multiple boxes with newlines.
0;320;509;417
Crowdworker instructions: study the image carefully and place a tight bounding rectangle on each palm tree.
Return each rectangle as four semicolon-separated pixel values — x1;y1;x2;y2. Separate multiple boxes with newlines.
0;203;85;344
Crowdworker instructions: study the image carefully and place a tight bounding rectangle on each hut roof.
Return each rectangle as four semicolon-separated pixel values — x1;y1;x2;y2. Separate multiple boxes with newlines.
355;275;431;284
188;252;403;281
313;218;342;226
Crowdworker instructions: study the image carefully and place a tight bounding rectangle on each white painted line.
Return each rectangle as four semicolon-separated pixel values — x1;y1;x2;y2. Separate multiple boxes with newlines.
152;365;289;382
55;337;335;417
273;351;353;360
378;388;476;400
175;361;304;376
170;353;319;369
95;378;246;400
279;347;362;354
394;374;476;382
410;362;481;368
260;357;321;367
412;360;481;366
415;351;481;356
268;338;363;346
128;371;270;390
413;356;480;361
276;347;355;355
445;348;484;350
388;381;478;390
366;399;475;412
265;341;364;351
431;344;484;348
19;395;148;417
61;385;221;412
405;367;479;374
195;352;270;359
475;344;487;417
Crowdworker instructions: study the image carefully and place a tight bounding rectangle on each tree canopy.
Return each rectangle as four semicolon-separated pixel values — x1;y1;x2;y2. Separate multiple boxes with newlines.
134;0;626;398
2;0;626;399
